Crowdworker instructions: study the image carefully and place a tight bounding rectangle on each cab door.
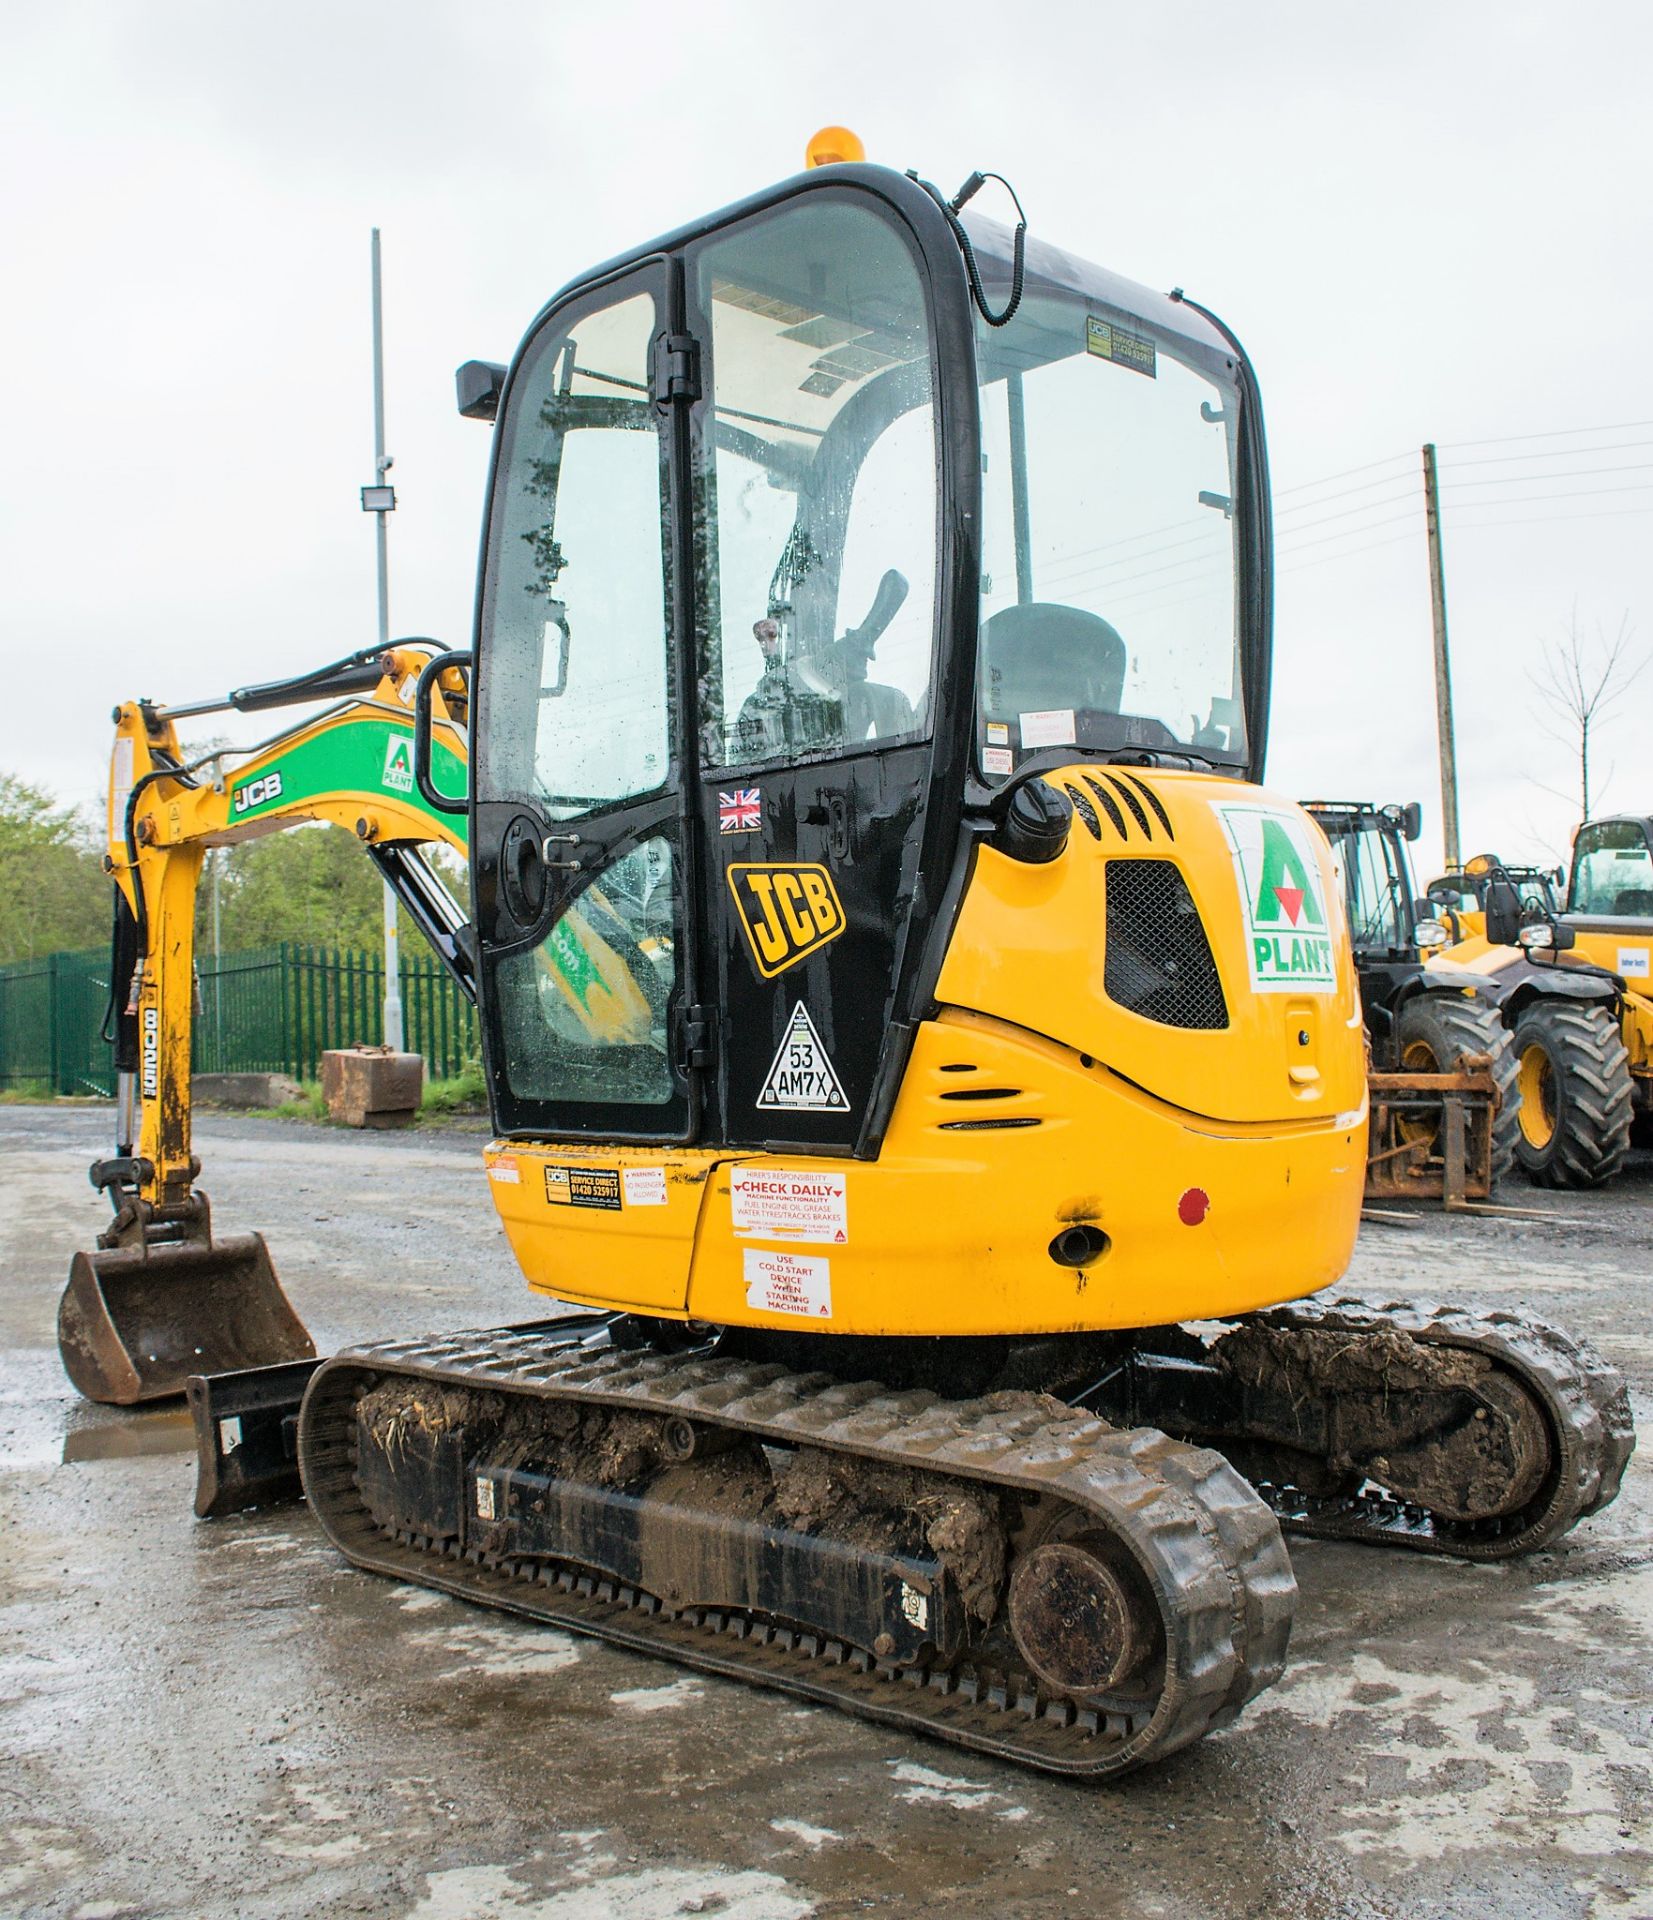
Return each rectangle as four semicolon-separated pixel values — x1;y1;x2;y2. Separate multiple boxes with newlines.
685;191;944;1155
473;264;703;1156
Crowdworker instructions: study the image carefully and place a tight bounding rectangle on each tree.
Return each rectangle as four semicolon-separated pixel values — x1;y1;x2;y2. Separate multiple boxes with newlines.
0;775;110;964
197;824;459;959
200;824;392;954
1530;611;1644;824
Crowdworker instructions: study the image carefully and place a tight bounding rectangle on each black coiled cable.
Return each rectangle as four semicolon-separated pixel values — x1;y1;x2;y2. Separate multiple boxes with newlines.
906;168;1027;329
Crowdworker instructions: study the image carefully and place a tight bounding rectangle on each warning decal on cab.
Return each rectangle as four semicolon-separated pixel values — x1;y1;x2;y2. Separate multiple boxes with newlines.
743;1247;832;1318
730;1165;848;1244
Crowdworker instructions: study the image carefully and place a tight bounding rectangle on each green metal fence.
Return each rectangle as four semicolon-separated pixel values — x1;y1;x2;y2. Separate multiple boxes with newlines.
0;942;478;1096
0;949;114;1096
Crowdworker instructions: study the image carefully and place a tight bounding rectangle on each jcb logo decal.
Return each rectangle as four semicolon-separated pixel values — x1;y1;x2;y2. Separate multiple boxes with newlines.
727;864;845;978
232;771;284;815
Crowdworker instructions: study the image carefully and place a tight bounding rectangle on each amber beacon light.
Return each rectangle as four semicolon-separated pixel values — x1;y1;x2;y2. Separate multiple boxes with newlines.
805;125;866;168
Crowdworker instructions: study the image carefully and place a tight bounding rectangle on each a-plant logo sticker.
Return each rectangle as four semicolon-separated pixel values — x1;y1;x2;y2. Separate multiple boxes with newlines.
726;864;845;978
382;733;415;794
1215;803;1337;992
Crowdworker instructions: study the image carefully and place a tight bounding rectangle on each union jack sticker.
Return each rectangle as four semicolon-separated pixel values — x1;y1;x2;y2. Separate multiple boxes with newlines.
718;788;762;835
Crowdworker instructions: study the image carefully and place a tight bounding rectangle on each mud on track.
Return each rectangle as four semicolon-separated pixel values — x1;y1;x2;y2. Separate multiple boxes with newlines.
1;1105;1649;1919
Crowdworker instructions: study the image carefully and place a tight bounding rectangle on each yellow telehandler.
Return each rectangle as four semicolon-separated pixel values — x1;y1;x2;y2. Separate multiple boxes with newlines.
62;137;1632;1779
1426;846;1638;1186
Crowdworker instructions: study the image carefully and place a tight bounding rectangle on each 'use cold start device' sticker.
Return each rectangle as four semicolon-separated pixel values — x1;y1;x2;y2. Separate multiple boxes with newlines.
743;1247;832;1318
730;1166;848;1243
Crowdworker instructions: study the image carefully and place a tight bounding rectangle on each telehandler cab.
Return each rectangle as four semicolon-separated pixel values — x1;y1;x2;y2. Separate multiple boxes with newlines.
63;139;1632;1779
1427;829;1645;1183
1303;800;1518;1204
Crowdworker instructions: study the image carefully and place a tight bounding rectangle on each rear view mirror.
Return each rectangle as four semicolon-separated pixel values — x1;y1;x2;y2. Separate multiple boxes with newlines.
1484;878;1522;948
456;360;507;421
1401;801;1423;843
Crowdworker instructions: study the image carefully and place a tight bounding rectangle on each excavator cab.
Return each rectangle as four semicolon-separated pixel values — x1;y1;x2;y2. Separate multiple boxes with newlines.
459;163;1308;1341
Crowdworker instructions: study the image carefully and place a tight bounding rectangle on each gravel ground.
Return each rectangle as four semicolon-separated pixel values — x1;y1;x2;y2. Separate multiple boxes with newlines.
2;1104;1649;1920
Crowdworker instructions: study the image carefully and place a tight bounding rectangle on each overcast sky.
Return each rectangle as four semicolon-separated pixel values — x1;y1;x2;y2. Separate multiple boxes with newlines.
3;2;1647;879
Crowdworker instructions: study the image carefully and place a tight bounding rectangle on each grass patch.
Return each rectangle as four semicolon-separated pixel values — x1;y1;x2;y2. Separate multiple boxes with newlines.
245;1082;330;1122
421;1058;487;1117
0;1085;111;1105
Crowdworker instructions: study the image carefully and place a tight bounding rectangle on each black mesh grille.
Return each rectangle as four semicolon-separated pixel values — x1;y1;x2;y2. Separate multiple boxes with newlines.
1103;859;1229;1030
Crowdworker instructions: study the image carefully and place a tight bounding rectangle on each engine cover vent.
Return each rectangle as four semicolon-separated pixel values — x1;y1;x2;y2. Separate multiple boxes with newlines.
1104;859;1229;1031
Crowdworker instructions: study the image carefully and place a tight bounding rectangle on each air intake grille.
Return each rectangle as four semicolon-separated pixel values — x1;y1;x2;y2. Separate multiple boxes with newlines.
1104;859;1229;1030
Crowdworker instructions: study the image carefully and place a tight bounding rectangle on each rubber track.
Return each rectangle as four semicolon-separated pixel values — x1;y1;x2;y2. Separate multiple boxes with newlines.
298;1327;1296;1778
1233;1293;1635;1558
1514;1002;1633;1189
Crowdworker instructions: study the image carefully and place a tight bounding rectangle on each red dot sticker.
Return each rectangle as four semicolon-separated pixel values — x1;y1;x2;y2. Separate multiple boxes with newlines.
1177;1188;1210;1226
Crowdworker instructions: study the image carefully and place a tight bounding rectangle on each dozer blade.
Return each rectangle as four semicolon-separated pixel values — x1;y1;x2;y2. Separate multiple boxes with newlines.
187;1358;322;1518
58;1232;316;1406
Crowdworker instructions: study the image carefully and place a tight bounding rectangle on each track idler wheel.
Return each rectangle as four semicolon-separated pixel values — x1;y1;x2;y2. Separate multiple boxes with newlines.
1008;1534;1157;1697
1359;1369;1550;1523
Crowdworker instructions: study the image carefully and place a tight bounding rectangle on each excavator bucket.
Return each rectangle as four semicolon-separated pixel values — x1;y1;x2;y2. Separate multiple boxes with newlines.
58;1231;316;1406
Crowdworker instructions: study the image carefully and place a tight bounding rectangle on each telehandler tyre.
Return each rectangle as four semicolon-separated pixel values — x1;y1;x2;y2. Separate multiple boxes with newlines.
1509;1001;1633;1188
1393;994;1519;1189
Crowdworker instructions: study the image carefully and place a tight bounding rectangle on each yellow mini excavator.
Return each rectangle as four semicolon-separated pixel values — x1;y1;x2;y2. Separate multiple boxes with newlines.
63;137;1632;1779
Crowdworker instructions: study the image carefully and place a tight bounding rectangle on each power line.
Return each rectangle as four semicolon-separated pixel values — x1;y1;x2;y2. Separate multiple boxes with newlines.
1275;468;1422;516
1438;418;1653;451
1439;480;1653;510
1443;461;1653;490
1273;450;1411;496
1449;503;1653;531
1277;508;1419;555
1277;530;1418;575
1038;519;1222;592
1445;437;1653;469
1274;486;1417;537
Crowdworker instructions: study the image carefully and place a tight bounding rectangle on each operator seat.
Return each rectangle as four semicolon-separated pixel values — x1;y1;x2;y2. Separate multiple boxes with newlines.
980;602;1127;720
1612;888;1653;917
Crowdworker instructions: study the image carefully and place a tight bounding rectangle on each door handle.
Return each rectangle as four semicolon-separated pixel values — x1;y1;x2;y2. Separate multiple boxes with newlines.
543;832;584;872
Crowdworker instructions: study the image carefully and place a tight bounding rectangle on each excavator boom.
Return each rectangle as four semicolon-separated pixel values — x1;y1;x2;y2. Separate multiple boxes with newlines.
60;644;471;1403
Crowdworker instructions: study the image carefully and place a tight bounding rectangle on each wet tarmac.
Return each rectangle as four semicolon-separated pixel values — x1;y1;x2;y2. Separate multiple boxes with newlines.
2;1104;1649;1919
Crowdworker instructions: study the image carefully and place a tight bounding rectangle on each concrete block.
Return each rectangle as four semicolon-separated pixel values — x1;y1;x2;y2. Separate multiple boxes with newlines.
194;1071;303;1109
321;1047;424;1129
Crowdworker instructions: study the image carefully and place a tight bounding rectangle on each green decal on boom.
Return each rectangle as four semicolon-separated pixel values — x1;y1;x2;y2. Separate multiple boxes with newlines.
219;719;467;839
1215;803;1337;993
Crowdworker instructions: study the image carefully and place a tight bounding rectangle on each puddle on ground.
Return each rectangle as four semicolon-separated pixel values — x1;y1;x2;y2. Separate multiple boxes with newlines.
61;1406;195;1464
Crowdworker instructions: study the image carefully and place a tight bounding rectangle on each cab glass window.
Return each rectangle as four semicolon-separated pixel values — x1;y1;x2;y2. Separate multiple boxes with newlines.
1570;822;1653;917
477;293;671;816
973;284;1243;776
1332;826;1407;949
495;838;678;1106
695;198;937;768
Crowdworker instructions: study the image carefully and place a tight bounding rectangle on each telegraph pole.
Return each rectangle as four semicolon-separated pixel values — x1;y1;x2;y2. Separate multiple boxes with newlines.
364;228;403;1051
1422;443;1461;869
